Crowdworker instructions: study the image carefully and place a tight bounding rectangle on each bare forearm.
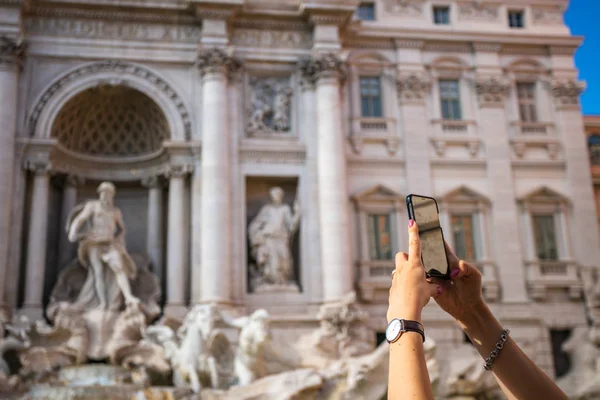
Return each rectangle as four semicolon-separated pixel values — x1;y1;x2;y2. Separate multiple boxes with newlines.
459;304;568;400
388;332;434;400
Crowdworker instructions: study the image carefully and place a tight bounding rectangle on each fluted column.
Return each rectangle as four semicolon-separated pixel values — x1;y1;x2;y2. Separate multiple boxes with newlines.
57;175;83;270
476;76;528;302
165;166;190;317
0;37;23;310
301;53;352;302
197;48;238;304
142;176;165;284
22;164;51;319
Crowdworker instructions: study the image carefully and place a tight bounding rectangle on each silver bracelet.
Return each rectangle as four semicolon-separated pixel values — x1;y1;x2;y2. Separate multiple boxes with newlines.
483;328;510;371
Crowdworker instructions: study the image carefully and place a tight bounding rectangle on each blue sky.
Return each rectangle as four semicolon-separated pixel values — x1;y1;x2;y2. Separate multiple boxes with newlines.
565;0;599;115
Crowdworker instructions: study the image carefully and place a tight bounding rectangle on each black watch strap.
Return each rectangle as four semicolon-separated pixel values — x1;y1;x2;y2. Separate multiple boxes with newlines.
403;320;425;343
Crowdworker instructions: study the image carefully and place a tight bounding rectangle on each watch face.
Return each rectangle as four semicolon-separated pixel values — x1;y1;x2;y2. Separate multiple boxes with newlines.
386;319;402;343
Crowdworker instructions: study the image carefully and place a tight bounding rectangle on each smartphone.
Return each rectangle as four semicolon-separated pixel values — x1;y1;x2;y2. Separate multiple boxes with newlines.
406;194;450;279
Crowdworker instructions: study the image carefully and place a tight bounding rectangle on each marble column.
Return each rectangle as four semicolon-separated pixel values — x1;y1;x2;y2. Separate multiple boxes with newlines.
197;48;238;304
57;175;82;270
551;79;600;266
142;176;164;283
476;76;529;302
0;38;22;310
22;164;51;319
165;166;190;317
301;53;352;302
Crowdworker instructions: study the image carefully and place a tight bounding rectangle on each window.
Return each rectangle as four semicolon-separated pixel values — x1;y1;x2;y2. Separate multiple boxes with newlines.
533;214;558;260
439;79;462;120
451;214;477;261
589;135;600;165
368;214;393;260
433;6;450;25
360;76;383;118
508;10;525;28
517;82;538;122
357;2;375;21
550;329;572;378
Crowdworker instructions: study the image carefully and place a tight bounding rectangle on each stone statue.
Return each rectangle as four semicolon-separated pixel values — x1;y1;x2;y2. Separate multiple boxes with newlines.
248;187;300;292
246;78;293;136
144;304;234;392
221;309;272;386
557;326;600;399
444;343;501;399
66;182;139;310
272;84;293;132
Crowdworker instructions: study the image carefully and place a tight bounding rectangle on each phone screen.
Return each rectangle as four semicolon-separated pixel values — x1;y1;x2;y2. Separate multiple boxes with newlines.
409;195;449;277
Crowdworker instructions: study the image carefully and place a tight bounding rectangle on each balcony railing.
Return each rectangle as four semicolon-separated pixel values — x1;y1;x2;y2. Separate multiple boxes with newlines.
432;119;477;136
350;117;399;155
473;260;500;302
525;260;582;300
357;259;395;301
511;121;555;137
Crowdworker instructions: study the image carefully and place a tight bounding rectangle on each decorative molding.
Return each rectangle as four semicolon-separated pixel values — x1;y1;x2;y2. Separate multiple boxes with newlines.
34;0;186;8
548;46;577;56
65;174;86;188
396;73;431;103
234;19;308;31
393;39;424;50
141;175;165;189
344;38;395;50
309;13;349;26
24;17;201;42
197;47;243;78
240;148;306;165
28;60;192;140
532;6;564;26
383;0;424;16
298;52;346;84
165;163;194;178
0;36;24;68
23;160;53;175
458;2;499;21
29;6;195;24
472;42;502;53
475;76;510;107
551;78;585;108
501;45;548;56
424;42;472;53
232;29;312;49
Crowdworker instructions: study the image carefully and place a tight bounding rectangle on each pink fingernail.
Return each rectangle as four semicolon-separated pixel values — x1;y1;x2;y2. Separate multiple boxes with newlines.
450;268;459;278
408;219;415;228
437;286;443;296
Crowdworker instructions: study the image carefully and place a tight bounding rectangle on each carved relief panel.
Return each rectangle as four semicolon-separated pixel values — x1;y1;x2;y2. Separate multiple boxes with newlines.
246;76;294;137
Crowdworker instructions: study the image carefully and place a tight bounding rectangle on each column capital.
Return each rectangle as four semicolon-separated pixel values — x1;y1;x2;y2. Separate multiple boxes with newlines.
196;47;242;78
0;36;24;70
551;78;585;109
141;175;165;189
396;73;431;104
165;164;193;179
475;76;510;108
23;160;52;176
298;52;346;86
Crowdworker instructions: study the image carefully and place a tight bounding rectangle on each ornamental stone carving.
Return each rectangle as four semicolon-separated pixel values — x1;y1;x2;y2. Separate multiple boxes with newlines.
28;60;192;140
475;76;509;107
0;36;24;68
197;48;242;77
396;73;431;102
458;2;499;21
532;6;564;26
298;52;346;85
248;187;301;293
232;29;312;49
247;77;293;136
551;78;585;108
384;0;424;16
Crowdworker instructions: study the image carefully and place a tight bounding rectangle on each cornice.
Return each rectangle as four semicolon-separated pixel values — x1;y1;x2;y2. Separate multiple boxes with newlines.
30;0;187;9
234;18;309;31
28;6;196;23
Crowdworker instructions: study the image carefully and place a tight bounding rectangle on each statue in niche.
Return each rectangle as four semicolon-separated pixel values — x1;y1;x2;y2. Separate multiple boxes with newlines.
248;187;300;292
66;181;139;310
247;78;293;136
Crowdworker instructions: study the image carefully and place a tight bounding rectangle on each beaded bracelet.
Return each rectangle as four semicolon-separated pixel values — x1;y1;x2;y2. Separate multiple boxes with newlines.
483;329;510;371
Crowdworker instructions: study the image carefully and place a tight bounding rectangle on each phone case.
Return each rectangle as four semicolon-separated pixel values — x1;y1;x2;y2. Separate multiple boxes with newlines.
406;194;451;280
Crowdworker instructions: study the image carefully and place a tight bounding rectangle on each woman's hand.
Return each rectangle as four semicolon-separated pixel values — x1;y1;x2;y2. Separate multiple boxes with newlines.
432;242;486;323
388;220;440;323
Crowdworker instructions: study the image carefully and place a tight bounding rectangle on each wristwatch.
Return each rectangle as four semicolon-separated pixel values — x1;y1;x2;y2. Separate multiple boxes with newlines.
386;318;425;343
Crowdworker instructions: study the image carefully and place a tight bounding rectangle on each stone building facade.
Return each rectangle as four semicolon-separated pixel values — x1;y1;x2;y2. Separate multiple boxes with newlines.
584;115;600;239
0;0;598;389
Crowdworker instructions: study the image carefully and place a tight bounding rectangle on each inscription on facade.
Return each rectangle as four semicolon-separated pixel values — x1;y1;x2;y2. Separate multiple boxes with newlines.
232;29;312;49
24;18;201;42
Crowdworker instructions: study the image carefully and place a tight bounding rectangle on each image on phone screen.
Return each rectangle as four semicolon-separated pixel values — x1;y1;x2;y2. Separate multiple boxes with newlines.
408;195;449;278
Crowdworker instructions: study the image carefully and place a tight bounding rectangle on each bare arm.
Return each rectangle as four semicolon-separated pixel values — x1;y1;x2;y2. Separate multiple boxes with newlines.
68;203;92;242
459;303;568;400
387;221;439;400
115;209;126;240
434;245;568;400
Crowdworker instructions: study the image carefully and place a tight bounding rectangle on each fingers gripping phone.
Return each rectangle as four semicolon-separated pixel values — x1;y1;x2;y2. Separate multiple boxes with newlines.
406;194;450;279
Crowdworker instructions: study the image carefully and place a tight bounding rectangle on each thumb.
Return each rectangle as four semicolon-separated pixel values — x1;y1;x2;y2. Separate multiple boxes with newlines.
428;283;442;299
451;259;478;279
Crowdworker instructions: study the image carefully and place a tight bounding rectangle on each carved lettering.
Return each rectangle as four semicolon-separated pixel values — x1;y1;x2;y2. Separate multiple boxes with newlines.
24;18;201;42
232;29;312;49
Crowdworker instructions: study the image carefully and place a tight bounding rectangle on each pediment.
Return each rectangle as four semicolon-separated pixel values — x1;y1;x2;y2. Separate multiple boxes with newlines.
353;184;403;203
441;185;489;204
520;186;570;204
